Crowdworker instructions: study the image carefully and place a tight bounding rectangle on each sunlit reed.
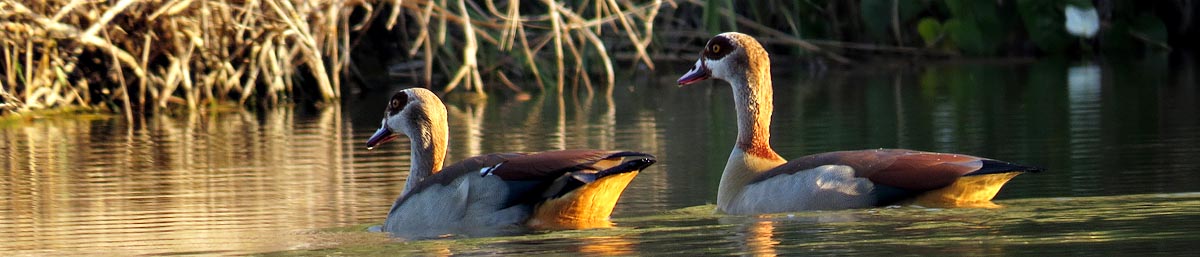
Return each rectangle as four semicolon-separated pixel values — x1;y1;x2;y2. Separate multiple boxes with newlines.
382;0;661;94
0;0;353;116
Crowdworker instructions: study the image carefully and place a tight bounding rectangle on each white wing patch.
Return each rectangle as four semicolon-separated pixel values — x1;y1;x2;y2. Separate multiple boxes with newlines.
730;165;876;214
479;162;504;177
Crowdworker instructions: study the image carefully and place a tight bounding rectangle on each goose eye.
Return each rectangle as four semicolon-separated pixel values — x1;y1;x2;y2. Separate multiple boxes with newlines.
386;92;409;115
711;45;721;53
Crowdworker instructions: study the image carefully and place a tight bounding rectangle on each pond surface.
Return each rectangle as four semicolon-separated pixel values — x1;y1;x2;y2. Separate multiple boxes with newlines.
3;56;1199;256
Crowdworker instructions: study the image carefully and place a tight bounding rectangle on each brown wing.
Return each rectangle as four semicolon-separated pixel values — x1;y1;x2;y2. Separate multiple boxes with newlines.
393;149;652;206
486;149;642;180
754;149;1034;191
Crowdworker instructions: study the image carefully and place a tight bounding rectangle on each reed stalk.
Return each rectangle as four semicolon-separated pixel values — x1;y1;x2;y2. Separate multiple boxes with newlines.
0;0;360;116
382;0;661;95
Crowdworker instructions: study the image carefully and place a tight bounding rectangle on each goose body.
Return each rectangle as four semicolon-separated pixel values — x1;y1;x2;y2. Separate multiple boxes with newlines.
366;88;655;237
678;32;1041;215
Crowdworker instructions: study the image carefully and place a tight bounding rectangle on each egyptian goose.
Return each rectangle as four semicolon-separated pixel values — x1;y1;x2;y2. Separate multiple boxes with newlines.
365;88;656;237
676;32;1041;215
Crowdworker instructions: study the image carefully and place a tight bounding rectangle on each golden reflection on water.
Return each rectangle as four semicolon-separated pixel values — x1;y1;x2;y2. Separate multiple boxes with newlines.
416;241;454;257
0;107;374;255
0;91;675;255
742;218;779;257
574;235;637;256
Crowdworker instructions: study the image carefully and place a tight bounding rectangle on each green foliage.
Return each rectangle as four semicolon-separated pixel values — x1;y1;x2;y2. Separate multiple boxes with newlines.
941;0;1009;55
675;0;1185;58
859;0;928;42
703;0;738;34
942;19;989;55
1016;0;1072;54
916;18;943;47
791;0;834;39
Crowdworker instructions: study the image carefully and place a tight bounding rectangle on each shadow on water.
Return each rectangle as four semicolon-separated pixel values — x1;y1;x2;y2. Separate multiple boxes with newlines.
2;55;1200;255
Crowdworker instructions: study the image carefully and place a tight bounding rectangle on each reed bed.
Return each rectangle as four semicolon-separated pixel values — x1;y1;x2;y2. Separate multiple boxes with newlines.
0;0;357;117
0;0;664;116
382;0;662;95
2;0;1190;116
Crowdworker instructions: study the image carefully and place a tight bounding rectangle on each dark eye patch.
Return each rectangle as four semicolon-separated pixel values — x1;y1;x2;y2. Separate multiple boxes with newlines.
703;35;736;60
385;91;408;116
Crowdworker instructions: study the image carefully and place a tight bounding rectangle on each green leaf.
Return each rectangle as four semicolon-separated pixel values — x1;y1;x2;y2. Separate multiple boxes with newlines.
917;18;943;47
940;0;1006;55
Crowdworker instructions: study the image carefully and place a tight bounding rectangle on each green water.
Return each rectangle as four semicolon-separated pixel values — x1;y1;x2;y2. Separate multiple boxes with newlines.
2;57;1198;256
266;193;1200;256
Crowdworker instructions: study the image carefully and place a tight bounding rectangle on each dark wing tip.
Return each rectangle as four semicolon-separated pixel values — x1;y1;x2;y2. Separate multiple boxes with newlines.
967;159;1045;176
602;158;656;176
602;151;656;159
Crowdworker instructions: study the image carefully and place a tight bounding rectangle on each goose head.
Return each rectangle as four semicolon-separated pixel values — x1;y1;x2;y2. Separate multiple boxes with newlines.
676;32;785;163
366;88;449;187
677;32;769;86
365;88;448;150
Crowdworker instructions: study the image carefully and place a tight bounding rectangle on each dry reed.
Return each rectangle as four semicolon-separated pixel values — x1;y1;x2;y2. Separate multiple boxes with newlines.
383;0;662;95
0;0;669;117
0;0;358;116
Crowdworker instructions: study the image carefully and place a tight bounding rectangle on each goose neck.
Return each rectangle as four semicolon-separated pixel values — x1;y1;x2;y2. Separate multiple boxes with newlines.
403;120;448;195
729;69;783;161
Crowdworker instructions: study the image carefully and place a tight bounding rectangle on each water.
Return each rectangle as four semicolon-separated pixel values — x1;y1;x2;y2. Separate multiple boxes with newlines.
3;56;1199;256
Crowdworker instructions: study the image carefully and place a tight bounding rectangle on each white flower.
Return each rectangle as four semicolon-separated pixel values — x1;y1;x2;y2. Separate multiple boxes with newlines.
1065;6;1100;38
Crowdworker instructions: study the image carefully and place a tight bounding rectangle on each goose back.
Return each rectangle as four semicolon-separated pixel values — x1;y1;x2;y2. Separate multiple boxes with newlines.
383;150;655;237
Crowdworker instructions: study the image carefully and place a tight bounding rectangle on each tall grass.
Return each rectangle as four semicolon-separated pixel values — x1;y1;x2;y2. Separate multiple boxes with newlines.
0;0;664;116
382;0;662;95
1;0;355;117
